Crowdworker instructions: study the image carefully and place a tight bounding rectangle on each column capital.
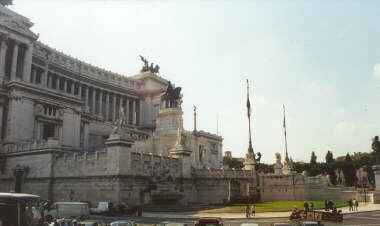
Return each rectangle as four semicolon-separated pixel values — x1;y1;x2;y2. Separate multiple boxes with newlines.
0;33;9;42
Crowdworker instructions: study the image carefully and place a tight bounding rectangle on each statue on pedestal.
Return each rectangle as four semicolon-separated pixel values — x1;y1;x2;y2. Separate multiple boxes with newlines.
274;152;283;175
111;107;127;135
139;55;160;74
161;82;182;108
372;136;380;164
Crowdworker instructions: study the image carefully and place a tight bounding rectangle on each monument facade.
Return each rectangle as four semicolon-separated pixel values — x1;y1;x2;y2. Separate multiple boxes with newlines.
0;5;262;205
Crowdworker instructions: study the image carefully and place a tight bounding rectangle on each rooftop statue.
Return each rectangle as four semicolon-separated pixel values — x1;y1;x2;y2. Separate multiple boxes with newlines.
372;135;380;164
139;55;160;74
161;81;182;108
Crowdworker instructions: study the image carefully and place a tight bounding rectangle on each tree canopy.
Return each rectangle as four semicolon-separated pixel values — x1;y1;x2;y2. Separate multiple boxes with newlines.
310;151;317;164
325;150;334;164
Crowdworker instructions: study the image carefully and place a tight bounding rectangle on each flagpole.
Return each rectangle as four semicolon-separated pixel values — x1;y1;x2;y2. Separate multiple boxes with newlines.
247;79;254;157
283;104;289;162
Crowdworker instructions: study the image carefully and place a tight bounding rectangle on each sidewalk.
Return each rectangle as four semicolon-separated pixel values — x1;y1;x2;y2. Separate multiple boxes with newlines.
142;203;380;219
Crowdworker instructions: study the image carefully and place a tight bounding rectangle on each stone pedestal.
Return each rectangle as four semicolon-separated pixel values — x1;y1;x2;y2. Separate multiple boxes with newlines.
243;159;256;172
282;166;292;175
156;108;183;134
170;144;191;178
372;165;380;204
105;132;135;175
274;164;282;175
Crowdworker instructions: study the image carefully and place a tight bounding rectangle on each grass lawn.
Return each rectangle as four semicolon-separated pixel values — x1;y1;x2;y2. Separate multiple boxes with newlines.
227;201;348;212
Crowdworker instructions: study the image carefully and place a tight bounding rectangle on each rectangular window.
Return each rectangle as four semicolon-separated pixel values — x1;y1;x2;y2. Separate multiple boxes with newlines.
43;123;55;140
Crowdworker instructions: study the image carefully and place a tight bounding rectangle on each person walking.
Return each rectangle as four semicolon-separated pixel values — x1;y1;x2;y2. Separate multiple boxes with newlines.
348;199;353;211
50;218;59;226
303;201;309;212
354;199;358;211
245;205;250;218
324;200;328;211
251;204;255;216
328;200;334;211
309;201;314;211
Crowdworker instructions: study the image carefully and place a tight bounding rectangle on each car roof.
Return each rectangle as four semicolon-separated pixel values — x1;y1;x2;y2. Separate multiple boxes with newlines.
111;220;134;223
0;192;40;199
55;202;88;205
240;223;259;226
197;217;222;221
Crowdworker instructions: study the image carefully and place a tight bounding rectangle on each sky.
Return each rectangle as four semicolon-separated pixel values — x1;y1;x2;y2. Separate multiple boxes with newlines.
9;0;380;163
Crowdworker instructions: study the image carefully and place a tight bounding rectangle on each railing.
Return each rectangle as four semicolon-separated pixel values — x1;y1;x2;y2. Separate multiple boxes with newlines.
192;168;256;179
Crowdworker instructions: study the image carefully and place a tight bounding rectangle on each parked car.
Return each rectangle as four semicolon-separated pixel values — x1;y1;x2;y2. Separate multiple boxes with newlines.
45;202;90;220
297;221;324;226
158;221;188;226
240;223;259;226
110;220;137;226
79;220;106;226
195;218;223;226
270;223;292;226
90;202;116;215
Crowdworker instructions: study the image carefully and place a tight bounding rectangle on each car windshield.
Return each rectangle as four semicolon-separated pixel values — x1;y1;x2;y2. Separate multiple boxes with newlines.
111;223;133;226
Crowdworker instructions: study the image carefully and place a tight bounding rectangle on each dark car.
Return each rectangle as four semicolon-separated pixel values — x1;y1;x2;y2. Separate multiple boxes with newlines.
195;218;223;226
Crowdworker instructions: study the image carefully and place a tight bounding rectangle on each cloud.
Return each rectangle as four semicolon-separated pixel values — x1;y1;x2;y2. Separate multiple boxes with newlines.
334;121;356;136
373;63;380;78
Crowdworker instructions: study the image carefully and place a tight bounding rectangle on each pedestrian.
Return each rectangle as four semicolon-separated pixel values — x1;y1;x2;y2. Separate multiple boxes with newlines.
354;199;359;211
245;205;250;218
324;200;328;211
348;199;353;211
251;204;255;216
303;201;309;212
50;218;59;226
309;201;314;211
137;205;143;216
328;200;334;211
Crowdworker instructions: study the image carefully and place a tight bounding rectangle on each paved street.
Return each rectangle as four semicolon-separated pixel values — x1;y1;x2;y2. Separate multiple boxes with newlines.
90;210;380;226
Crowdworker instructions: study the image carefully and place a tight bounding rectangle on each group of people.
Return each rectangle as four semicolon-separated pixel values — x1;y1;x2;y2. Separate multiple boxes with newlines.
324;200;335;211
348;198;359;211
245;204;256;218
43;218;79;226
43;218;102;226
303;201;314;211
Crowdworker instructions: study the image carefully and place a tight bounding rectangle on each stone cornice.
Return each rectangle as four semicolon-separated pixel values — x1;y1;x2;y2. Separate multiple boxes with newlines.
0;6;38;41
196;130;223;141
6;80;83;106
132;71;168;86
33;42;144;91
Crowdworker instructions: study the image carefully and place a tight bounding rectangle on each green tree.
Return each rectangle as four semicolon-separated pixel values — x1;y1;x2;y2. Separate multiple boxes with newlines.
223;158;243;169
325;150;334;164
343;153;356;186
310;151;317;164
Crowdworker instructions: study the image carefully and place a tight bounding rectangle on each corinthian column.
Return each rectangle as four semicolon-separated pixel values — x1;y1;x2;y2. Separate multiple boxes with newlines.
112;94;116;122
132;99;136;125
92;88;96;114
0;36;8;83
105;92;109;121
22;44;33;82
99;90;103;117
85;86;89;111
126;97;130;124
10;42;19;81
